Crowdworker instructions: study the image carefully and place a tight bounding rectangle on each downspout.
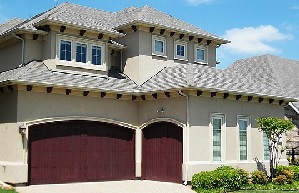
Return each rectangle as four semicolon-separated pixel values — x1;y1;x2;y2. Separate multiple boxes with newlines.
179;90;189;186
12;34;25;65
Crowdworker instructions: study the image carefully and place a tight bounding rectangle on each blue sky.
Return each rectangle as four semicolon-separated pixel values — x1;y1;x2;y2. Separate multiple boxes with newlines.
0;0;298;68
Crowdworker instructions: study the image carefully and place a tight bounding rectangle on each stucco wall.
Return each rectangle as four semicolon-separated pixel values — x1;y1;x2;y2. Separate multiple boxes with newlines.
186;96;287;180
0;92;18;123
17;91;139;124
0;90;289;183
0;41;22;72
120;30;217;84
24;39;43;63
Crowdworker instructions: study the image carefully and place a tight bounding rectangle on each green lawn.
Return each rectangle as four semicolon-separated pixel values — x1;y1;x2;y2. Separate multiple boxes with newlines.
0;189;18;193
235;191;299;193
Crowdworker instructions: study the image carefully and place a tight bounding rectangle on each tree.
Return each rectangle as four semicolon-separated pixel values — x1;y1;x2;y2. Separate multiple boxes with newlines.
257;117;294;180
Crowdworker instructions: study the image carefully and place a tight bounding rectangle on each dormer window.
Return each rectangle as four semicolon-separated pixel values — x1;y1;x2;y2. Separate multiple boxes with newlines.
92;45;102;65
195;45;207;64
57;35;106;71
60;40;72;61
152;35;166;56
175;41;187;60
76;43;87;63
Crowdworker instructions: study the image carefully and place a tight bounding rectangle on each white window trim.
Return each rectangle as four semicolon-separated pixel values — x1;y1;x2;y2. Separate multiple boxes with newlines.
194;44;207;64
237;115;251;162
152;35;166;57
210;113;226;162
56;34;106;71
174;40;187;61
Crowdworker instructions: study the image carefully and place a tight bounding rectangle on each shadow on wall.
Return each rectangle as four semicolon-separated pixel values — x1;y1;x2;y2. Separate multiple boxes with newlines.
254;157;268;176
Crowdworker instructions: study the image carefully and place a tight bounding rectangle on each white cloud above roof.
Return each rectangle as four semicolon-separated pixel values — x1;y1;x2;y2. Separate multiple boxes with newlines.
222;25;292;54
185;0;213;6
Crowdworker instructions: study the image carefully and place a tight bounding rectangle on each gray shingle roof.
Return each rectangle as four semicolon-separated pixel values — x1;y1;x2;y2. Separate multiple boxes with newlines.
226;54;299;100
111;6;227;42
0;61;138;93
0;18;25;36
0;59;295;100
140;62;293;99
0;2;227;42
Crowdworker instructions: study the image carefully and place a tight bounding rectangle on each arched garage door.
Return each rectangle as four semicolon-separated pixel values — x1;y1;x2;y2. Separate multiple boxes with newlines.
142;122;183;183
29;120;135;185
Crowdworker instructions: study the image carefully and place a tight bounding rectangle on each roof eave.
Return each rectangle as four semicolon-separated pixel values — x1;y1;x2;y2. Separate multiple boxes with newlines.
35;19;126;38
114;20;230;45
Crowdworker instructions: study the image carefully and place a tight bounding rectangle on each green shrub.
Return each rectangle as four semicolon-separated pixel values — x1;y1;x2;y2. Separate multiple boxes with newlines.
191;166;249;191
277;165;299;181
273;174;288;185
251;170;268;185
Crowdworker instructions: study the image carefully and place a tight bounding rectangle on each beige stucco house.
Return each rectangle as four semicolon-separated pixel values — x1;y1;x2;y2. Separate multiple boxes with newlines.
227;55;299;158
0;3;295;185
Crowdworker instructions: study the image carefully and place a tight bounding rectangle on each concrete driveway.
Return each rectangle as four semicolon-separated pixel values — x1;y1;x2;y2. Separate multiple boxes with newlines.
16;180;195;193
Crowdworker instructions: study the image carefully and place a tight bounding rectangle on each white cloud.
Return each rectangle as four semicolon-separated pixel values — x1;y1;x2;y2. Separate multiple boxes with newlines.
222;25;292;55
292;6;299;10
185;0;213;6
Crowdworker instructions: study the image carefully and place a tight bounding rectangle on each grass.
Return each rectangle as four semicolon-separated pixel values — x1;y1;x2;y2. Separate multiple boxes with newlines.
235;191;299;192
0;189;18;193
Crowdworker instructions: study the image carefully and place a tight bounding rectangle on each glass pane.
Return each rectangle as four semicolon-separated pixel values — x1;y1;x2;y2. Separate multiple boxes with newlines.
212;117;222;161
197;49;205;60
66;51;71;61
263;132;270;160
155;40;163;53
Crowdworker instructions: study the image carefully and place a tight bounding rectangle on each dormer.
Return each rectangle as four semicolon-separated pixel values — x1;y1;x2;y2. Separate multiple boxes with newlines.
112;6;230;84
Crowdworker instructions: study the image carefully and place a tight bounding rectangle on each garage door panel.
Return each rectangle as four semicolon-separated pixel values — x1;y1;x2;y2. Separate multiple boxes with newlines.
29;121;135;185
142;122;182;183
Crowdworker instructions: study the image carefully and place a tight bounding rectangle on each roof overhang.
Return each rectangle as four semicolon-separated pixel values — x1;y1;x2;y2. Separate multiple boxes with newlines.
114;20;230;45
34;19;126;39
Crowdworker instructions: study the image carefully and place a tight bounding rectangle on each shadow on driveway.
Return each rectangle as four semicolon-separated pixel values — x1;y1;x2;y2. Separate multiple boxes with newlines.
17;180;195;193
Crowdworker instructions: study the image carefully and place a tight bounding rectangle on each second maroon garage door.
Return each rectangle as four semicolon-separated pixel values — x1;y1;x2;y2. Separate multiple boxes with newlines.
29;121;135;185
142;122;183;183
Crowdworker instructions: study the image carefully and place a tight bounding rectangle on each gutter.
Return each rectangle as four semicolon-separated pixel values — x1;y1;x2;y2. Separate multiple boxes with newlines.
12;34;25;65
178;90;189;186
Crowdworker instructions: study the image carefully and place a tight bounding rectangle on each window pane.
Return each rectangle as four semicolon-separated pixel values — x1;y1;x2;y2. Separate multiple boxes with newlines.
239;118;248;160
213;117;222;161
76;43;87;63
197;48;205;61
263;132;270;160
60;40;72;61
155;40;164;53
176;44;185;57
92;46;102;65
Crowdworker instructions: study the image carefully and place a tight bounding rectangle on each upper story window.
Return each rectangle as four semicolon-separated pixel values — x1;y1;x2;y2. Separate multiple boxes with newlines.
60;40;72;61
175;41;187;60
92;45;102;65
238;116;250;161
152;35;166;56
57;35;105;68
195;45;207;63
76;43;87;63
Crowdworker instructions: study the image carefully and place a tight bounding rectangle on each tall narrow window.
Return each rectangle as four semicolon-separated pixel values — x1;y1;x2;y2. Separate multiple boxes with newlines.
76;43;87;63
263;132;270;160
92;45;102;65
212;115;223;161
60;40;72;61
238;117;249;160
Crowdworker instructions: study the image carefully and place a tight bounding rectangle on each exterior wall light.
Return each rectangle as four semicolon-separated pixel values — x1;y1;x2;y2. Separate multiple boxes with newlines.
157;108;164;114
18;123;26;136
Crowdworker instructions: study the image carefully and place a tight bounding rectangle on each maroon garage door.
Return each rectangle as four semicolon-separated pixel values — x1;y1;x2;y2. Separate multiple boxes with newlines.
29;121;135;185
142;122;183;183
